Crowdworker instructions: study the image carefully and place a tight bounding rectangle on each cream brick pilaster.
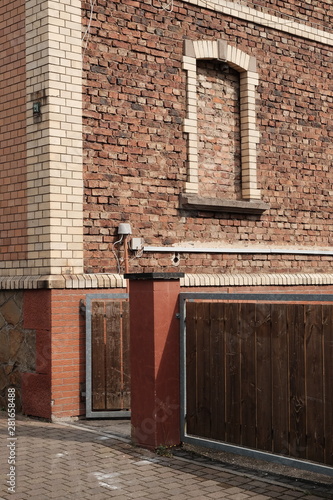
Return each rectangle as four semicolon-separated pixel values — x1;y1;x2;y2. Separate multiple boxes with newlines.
25;0;83;275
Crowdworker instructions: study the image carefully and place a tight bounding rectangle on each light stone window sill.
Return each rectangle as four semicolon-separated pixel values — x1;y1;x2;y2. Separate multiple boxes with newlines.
180;193;269;214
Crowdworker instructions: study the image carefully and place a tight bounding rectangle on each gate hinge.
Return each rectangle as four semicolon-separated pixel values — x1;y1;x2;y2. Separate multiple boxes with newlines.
79;299;86;316
80;382;86;402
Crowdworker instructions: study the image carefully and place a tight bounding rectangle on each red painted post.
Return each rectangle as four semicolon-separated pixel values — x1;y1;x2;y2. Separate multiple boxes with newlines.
125;273;183;450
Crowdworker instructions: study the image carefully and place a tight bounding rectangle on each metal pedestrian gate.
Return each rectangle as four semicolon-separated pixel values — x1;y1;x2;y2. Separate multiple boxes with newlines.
86;293;130;418
180;292;333;477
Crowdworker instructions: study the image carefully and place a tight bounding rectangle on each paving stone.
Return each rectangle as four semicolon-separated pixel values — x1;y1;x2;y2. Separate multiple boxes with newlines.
0;414;332;500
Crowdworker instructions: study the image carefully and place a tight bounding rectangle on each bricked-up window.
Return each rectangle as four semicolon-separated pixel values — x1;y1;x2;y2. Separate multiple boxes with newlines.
197;61;241;201
180;40;269;215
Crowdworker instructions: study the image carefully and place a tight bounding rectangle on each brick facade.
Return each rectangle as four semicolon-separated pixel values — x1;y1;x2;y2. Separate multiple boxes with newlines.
82;0;333;275
50;289;87;419
0;0;332;277
1;0;333;420
240;0;333;30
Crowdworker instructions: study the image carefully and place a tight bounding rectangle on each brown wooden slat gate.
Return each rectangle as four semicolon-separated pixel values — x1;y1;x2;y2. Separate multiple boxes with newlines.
87;298;130;416
185;301;333;466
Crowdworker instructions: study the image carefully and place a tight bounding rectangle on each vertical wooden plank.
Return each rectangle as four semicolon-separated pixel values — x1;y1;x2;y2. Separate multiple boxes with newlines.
255;303;272;452
239;302;256;448
323;304;333;465
105;301;122;410
91;301;106;410
121;301;131;410
305;304;325;464
210;302;225;441
271;303;289;455
186;301;198;435
195;301;212;439
288;304;306;459
225;302;241;444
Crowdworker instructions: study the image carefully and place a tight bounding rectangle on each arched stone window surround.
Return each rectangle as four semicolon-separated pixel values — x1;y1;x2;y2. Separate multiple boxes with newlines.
181;39;268;214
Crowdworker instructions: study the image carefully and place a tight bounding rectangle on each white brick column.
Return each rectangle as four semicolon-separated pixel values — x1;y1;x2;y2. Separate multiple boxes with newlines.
25;0;83;275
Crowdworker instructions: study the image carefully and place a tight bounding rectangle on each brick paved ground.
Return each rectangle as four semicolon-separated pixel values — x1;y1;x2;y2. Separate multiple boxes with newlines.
0;414;332;500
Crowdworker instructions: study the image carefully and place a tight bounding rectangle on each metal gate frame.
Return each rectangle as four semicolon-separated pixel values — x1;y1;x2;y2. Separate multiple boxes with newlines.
180;292;333;477
86;293;130;418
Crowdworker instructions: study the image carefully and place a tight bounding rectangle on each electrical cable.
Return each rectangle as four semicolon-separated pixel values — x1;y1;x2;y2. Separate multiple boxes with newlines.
129;247;144;264
160;0;174;12
111;235;123;274
82;0;96;55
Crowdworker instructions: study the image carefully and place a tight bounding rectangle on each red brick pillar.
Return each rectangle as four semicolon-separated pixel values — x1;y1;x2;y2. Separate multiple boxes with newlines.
125;273;183;449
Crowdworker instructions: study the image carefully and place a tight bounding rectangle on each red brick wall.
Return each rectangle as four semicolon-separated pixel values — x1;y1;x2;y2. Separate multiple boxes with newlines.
0;0;28;262
50;290;86;418
241;0;333;31
20;288;126;419
82;0;333;275
50;288;126;419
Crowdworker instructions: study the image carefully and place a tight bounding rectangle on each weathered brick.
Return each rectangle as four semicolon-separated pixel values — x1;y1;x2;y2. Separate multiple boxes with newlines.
82;0;333;275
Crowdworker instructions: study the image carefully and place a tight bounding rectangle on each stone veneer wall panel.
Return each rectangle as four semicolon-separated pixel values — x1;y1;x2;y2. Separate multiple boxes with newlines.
0;292;36;412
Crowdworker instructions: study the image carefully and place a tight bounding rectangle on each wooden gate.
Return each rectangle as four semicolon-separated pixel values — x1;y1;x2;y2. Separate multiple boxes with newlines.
181;294;333;473
86;294;130;418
